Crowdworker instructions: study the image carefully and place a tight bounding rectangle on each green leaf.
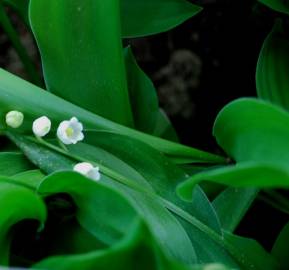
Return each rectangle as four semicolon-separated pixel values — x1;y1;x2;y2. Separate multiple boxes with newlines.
213;187;259;232
256;22;289;110
223;232;279;270
258;0;289;15
154;109;180;142
124;47;178;140
177;98;289;198
37;171;138;246
7;131;273;269
29;0;133;126
213;98;289;165
0;180;46;265
178;162;289;200
271;221;289;269
7;131;75;174
121;0;202;38
0;152;33;176
12;169;45;189
0;69;225;164
83;130;221;233
33;219;193;270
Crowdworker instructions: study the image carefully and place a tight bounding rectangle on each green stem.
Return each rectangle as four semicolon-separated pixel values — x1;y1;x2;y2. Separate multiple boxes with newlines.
0;4;42;85
27;136;257;270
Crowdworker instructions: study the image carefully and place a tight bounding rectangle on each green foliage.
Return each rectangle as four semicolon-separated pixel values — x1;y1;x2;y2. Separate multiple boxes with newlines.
29;0;133;126
178;98;289;199
256;22;289;110
121;0;202;37
258;0;289;15
0;0;288;269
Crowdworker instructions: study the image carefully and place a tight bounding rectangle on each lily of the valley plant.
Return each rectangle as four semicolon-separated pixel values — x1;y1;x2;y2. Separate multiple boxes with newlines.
0;0;288;270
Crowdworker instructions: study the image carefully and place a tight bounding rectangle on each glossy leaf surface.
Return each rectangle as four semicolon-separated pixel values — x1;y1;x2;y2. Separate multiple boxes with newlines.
256;23;289;110
30;0;133;126
258;0;289;15
178;98;289;199
0;180;46;264
121;0;202;37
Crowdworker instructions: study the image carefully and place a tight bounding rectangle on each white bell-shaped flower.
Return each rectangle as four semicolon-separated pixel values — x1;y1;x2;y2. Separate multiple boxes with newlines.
5;111;24;128
32;116;51;137
57;117;84;144
73;162;100;181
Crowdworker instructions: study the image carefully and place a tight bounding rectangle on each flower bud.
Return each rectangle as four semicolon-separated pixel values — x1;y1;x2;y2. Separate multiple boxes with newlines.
32;116;51;137
5;111;24;128
73;162;100;181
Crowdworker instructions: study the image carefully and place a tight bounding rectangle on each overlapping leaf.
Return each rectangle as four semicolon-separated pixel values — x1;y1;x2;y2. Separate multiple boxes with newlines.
0;180;46;265
258;0;289;15
256;22;289;110
29;0;133;126
121;0;202;37
0;69;225;164
178;98;289;199
124;47;178;141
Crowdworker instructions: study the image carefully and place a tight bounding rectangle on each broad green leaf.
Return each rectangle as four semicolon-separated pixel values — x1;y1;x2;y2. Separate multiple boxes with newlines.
213;187;259;232
272;221;289;269
0;180;46;265
9;133;197;264
7;131;75;173
7;131;270;268
256;22;289;110
154;109;180;142
178;98;289;198
3;0;202;38
124;46;159;134
258;0;289;15
0;152;33;176
213;98;289;165
121;0;202;37
37;171;138;246
33;219;193;270
12;169;45;189
29;0;133;126
0;69;225;164
83;130;221;234
124;47;178;141
223;232;279;270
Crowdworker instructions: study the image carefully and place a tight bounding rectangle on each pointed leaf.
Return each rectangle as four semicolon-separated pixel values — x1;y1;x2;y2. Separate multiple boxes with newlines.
271;221;289;269
0;180;46;264
258;0;289;15
121;0;202;37
124;47;178;141
0;69;225;164
213;187;259;232
256;22;289;110
178;98;289;198
29;0;133;126
0;152;33;176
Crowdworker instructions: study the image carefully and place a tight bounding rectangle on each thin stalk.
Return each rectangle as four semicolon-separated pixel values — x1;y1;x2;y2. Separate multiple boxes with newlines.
27;135;259;270
0;4;41;85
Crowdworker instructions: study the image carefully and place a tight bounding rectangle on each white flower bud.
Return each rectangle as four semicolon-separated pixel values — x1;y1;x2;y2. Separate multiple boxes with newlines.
5;111;24;128
73;162;100;181
32;116;51;137
57;117;84;145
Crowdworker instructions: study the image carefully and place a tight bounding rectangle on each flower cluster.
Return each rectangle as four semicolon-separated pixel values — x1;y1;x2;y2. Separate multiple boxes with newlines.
5;111;100;181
